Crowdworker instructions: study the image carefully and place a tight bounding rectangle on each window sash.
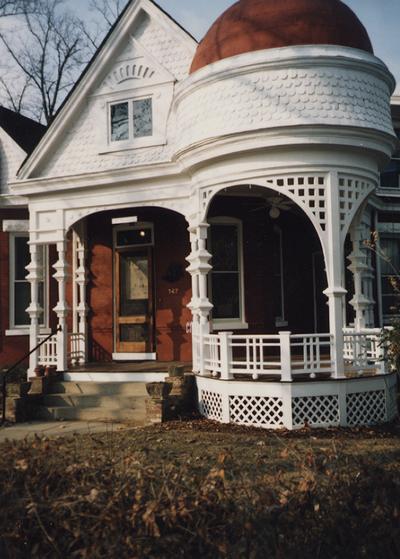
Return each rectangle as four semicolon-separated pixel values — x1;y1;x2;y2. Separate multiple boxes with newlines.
109;97;153;143
10;234;48;329
209;220;244;323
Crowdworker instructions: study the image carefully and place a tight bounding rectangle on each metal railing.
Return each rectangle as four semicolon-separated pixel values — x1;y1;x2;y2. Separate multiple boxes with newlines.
1;329;58;425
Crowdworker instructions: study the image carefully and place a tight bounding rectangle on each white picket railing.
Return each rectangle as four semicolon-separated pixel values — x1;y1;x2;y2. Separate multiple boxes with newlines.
69;332;85;366
38;332;83;368
200;328;390;380
203;331;333;380
38;334;58;366
290;334;333;377
343;328;388;374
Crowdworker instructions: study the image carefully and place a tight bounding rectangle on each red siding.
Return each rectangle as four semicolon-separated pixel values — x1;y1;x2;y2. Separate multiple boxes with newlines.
87;209;192;363
0;209;30;368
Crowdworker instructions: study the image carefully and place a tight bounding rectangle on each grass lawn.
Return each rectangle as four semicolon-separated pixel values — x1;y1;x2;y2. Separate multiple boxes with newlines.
1;419;399;558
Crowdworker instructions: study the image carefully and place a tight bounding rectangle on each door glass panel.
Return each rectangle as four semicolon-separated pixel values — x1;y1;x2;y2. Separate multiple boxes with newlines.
116;228;152;247
120;324;148;343
120;254;149;316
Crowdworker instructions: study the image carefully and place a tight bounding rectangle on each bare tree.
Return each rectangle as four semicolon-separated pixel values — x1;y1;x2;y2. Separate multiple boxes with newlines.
0;1;34;17
0;0;92;123
90;0;126;28
78;0;125;51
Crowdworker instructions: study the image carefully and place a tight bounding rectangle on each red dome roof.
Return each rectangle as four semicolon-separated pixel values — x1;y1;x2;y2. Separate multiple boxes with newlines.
190;0;373;74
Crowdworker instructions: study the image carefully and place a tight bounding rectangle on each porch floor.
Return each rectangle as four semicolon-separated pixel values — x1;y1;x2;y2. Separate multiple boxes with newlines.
70;361;193;373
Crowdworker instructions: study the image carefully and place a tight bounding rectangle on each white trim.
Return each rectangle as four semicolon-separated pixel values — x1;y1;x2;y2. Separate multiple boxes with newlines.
112;352;157;360
63;372;167;382
5;327;51;337
2;220;29;232
208;217;246;328
112;216;138;225
213;321;248;331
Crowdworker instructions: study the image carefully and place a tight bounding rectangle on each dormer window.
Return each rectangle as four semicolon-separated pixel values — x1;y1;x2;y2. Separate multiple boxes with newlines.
109;97;153;143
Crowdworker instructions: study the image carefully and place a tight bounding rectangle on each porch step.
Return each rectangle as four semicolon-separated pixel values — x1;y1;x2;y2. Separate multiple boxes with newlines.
34;406;147;423
47;381;148;396
33;381;149;423
42;394;146;410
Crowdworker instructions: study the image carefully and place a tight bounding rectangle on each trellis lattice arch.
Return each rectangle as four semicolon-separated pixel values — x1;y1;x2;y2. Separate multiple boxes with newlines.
64;199;191;232
199;175;330;263
338;175;377;242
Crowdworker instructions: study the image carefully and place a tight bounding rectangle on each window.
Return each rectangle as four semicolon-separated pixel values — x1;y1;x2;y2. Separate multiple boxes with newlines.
110;97;153;143
9;234;47;330
380;159;400;189
209;219;247;329
380;236;400;319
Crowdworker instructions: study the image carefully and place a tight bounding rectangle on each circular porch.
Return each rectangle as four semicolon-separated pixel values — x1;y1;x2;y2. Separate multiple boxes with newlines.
196;372;398;430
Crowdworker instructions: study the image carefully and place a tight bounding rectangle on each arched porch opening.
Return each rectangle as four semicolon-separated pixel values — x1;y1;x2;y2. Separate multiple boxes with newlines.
205;184;329;335
30;205;192;375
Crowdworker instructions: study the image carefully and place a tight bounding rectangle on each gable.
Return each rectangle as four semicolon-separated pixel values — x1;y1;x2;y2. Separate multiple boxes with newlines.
0;128;27;195
20;0;197;180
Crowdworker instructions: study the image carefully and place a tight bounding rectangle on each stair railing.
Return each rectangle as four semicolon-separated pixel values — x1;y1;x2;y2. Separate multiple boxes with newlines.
1;328;59;425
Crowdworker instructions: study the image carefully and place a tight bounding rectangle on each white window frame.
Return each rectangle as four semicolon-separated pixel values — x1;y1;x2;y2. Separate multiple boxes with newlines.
107;94;155;150
208;217;248;331
7;233;49;336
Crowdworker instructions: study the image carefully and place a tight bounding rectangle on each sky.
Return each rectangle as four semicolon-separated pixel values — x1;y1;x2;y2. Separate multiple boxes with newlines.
67;0;400;93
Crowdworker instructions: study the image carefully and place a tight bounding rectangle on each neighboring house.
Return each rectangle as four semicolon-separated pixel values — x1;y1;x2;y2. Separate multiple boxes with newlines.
2;0;399;429
0;108;46;366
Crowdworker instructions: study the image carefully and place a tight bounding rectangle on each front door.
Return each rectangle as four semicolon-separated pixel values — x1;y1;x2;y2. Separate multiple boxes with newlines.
114;225;155;358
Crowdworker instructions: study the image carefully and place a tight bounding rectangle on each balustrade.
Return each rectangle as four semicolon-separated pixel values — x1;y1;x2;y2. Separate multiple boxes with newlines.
196;328;390;380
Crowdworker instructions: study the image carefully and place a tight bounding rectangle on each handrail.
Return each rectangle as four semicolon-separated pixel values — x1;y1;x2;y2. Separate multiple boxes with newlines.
1;328;59;425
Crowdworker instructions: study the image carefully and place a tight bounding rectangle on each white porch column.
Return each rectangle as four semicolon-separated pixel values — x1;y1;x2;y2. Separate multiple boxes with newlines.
74;222;88;365
53;239;70;372
324;171;347;379
26;242;43;377
186;222;213;375
348;222;370;330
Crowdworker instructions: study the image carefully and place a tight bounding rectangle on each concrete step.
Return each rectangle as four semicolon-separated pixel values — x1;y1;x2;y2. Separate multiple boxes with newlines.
34;405;147;423
42;394;146;410
48;381;148;396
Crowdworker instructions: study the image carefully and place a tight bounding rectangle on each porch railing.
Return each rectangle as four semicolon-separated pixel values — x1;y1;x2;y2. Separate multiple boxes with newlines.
203;332;333;380
201;328;390;381
38;332;84;368
343;327;388;374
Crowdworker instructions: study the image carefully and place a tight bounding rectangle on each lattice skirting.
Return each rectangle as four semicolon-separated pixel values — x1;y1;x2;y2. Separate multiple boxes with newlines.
196;374;398;430
229;395;284;428
292;395;339;427
200;390;223;422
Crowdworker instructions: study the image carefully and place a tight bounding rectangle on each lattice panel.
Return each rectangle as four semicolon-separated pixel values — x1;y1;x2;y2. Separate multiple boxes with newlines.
266;175;327;232
386;386;398;422
229;395;284;427
200;390;223;421
292;395;339;427
338;177;375;232
346;390;386;426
